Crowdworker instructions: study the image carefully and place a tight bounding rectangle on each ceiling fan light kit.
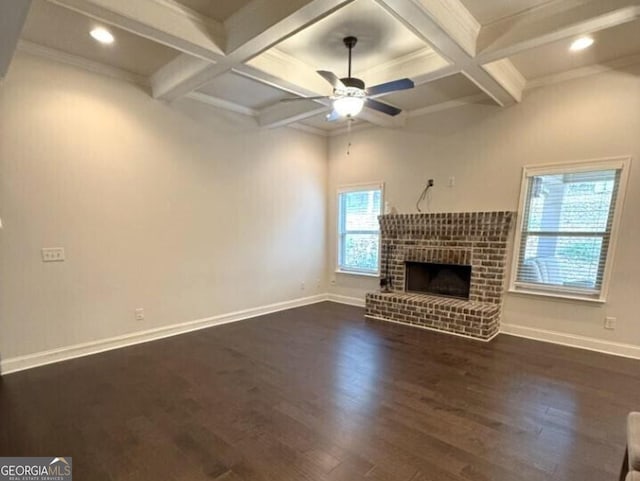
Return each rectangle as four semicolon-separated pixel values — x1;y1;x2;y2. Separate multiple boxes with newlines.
332;89;365;117
282;36;415;122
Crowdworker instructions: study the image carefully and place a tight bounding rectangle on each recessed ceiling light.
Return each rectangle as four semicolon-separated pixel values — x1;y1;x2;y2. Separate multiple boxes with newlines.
569;36;594;52
90;27;114;45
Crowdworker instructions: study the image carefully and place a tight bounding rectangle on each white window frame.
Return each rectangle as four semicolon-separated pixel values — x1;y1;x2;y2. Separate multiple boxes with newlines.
509;157;630;303
336;182;384;276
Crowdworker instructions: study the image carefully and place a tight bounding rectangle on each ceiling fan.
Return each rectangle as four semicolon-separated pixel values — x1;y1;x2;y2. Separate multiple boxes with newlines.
283;36;415;121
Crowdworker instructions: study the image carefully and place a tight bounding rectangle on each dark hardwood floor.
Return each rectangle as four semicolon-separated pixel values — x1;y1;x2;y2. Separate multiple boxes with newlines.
1;302;638;480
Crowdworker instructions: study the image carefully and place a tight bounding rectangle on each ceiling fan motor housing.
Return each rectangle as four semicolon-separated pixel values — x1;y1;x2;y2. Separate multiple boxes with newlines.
340;77;365;90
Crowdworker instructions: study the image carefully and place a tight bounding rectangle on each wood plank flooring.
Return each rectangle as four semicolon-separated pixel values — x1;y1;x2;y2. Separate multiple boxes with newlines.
1;302;638;480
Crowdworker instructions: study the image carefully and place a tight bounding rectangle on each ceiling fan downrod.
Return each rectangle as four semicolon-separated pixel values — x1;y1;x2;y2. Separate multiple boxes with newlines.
340;36;364;90
344;36;357;78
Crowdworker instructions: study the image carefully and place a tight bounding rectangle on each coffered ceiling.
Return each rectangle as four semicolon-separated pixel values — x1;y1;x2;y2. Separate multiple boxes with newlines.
460;0;563;25
3;0;640;136
173;0;253;22
20;0;180;77
275;1;429;75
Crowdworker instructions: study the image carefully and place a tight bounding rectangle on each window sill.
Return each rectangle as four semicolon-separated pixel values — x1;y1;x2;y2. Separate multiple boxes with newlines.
335;269;379;278
507;288;606;304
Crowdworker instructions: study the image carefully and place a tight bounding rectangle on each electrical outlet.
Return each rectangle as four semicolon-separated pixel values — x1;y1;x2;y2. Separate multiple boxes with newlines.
448;176;455;187
300;282;305;291
41;247;65;262
604;316;616;330
135;308;144;321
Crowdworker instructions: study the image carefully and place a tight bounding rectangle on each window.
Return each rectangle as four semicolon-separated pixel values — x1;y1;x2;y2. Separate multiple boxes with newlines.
511;158;629;301
337;184;383;274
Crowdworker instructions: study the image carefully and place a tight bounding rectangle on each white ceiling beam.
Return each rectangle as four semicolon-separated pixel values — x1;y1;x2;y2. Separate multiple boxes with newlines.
235;62;340;129
374;0;523;106
0;0;32;79
245;49;331;96
413;0;481;56
151;55;225;100
48;0;225;61
151;0;355;100
185;92;258;117
224;0;353;58
481;58;526;102
235;63;329;99
477;0;640;63
411;63;460;86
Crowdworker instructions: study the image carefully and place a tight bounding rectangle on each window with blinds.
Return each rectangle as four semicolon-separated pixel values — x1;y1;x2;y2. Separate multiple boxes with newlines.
511;159;629;301
337;184;383;274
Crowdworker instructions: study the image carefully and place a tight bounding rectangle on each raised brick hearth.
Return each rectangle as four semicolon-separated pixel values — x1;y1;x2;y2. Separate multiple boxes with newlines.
365;211;514;340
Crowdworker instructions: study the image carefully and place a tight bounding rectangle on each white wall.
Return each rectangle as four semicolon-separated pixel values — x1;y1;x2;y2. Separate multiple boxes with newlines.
2;52;639;365
327;64;640;350
0;53;328;361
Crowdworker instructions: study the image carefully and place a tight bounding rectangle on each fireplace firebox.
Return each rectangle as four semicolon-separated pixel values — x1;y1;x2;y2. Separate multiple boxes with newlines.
405;261;471;300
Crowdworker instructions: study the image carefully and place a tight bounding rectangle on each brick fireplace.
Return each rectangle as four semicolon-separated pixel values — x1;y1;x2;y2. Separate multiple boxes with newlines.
365;211;514;341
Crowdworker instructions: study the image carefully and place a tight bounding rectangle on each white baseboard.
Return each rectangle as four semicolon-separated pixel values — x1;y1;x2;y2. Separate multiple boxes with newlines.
326;293;365;307
1;294;328;375
7;296;636;375
500;323;640;360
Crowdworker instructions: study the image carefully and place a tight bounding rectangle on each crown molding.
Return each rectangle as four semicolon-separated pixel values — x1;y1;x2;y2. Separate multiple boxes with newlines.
526;53;640;91
185;91;258;117
17;40;149;86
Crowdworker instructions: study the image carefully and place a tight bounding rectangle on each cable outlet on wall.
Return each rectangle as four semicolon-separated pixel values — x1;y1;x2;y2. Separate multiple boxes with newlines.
135;308;145;321
41;247;65;262
604;316;616;330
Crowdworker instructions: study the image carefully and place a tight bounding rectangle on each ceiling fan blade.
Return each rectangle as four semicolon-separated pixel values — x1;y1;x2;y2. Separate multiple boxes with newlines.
317;70;345;89
280;96;330;102
365;98;402;116
366;78;414;97
326;110;341;122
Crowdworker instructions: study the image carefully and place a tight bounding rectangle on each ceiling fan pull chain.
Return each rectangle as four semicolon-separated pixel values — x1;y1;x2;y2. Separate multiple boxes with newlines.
346;118;353;155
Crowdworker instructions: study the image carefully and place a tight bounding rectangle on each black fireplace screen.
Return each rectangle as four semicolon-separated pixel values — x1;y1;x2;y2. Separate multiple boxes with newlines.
405;261;471;299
